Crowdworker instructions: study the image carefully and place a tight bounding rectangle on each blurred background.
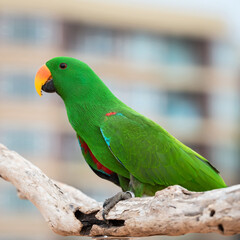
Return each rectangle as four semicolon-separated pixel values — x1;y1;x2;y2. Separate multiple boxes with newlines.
0;0;239;239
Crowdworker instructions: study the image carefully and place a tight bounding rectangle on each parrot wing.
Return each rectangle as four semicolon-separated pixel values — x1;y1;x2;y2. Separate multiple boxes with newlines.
100;112;226;191
77;134;121;186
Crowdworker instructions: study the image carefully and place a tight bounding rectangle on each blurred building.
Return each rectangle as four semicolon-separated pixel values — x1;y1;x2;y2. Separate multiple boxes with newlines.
0;0;239;239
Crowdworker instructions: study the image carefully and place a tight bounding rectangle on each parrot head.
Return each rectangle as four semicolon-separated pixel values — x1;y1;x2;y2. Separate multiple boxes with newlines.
34;56;97;99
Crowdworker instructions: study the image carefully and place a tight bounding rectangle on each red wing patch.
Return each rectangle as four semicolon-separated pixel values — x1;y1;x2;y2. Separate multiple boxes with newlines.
106;112;117;116
78;136;113;175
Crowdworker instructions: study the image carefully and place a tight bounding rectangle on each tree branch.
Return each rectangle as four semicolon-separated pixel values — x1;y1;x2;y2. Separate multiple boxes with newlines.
0;143;239;237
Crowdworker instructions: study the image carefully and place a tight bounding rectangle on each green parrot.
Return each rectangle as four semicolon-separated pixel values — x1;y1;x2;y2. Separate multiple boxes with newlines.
35;56;226;217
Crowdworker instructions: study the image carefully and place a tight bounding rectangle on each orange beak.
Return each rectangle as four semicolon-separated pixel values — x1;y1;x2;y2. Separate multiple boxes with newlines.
34;65;52;96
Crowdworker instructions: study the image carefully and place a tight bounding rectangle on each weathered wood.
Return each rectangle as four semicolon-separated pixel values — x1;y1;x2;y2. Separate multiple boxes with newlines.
0;143;239;237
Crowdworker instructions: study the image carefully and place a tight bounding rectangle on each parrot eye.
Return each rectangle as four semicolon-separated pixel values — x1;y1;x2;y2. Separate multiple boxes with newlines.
59;63;67;69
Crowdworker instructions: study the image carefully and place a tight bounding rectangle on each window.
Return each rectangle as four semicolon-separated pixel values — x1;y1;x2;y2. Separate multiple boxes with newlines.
0;71;37;99
166;92;206;118
208;92;239;122
59;133;84;162
164;92;206;134
0;129;52;158
0;14;56;46
122;33;165;64
163;38;209;66
0;186;36;214
63;23;115;57
211;145;239;185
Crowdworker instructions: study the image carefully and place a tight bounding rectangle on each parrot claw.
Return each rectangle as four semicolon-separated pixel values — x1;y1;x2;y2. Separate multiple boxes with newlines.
102;191;134;221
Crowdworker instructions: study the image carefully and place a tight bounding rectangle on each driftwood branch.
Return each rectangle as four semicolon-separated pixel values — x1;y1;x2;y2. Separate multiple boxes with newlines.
0;143;239;237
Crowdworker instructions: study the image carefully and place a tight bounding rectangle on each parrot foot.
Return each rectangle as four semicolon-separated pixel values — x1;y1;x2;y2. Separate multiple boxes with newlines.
102;191;134;221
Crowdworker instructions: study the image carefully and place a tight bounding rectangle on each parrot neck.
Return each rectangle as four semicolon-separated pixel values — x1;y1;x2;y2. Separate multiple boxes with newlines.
63;79;122;136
